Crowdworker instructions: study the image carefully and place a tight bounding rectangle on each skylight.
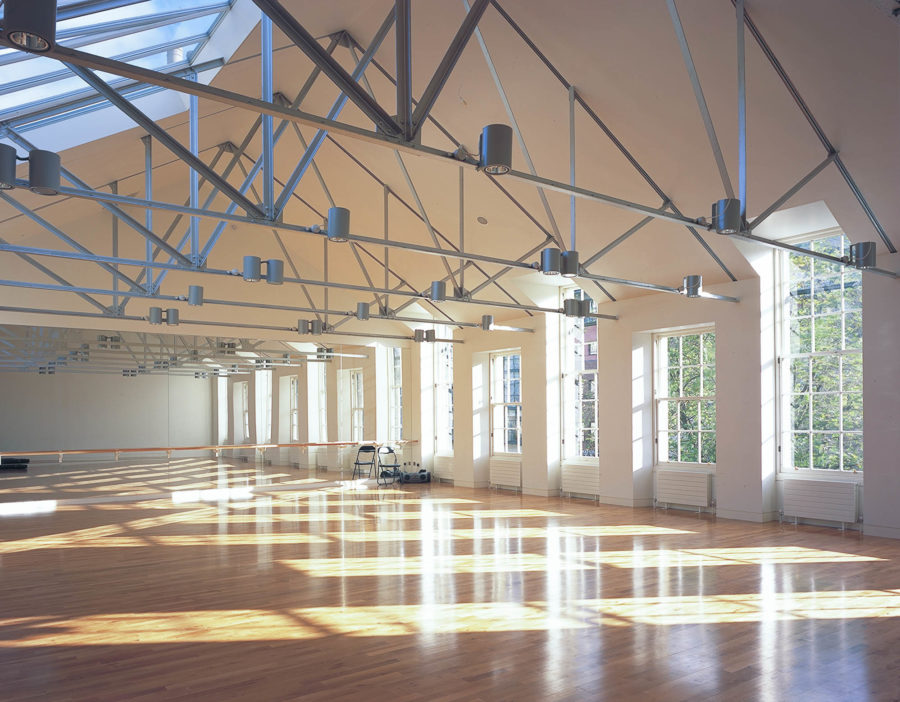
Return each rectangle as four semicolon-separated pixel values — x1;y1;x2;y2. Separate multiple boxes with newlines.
0;1;232;124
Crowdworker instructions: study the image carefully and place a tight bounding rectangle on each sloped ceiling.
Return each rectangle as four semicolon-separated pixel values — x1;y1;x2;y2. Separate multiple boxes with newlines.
0;0;896;343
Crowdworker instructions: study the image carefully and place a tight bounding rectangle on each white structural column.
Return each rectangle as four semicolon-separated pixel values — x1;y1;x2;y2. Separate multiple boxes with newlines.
862;252;900;537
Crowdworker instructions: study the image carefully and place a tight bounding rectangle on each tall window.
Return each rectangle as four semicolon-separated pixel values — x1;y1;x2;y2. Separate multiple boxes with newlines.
435;332;454;455
781;233;862;471
288;375;299;442
564;288;598;458
217;375;228;444
307;363;327;442
655;330;716;465
234;381;250;443
350;369;364;442
490;351;522;455
388;347;403;443
255;370;273;443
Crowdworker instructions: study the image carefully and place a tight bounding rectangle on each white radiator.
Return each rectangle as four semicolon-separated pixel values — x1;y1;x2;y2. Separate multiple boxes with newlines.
782;479;858;524
656;469;711;508
433;455;454;481
561;463;601;496
490;458;521;490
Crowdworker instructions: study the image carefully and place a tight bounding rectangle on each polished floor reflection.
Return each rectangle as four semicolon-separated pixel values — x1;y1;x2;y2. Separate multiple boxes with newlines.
1;460;899;701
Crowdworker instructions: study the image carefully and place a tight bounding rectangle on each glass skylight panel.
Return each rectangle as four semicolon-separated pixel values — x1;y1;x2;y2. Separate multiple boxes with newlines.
0;1;227;117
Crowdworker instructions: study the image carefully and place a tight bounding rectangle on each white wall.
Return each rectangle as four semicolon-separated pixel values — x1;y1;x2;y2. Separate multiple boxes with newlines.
0;372;213;458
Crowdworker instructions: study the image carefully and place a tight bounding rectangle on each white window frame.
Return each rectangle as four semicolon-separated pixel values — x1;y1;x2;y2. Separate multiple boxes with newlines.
776;230;863;474
434;329;454;456
653;327;717;468
217;375;228;445
255;369;273;443
562;288;599;461
388;347;403;443
307;362;327;443
235;381;250;443
490;351;523;456
350;368;364;442
288;375;300;442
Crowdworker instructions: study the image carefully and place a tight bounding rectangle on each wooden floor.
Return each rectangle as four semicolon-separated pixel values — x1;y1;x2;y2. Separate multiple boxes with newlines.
1;460;899;701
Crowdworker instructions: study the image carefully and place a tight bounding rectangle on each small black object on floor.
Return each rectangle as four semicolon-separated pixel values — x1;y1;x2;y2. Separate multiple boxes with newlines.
0;457;30;471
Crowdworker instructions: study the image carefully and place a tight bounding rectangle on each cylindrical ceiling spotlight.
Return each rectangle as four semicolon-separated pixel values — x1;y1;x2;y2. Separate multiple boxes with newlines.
431;280;447;301
850;242;877;269
563;298;580;317
356;302;370;320
683;274;702;298
0;144;17;189
414;329;426;343
327;206;350;242
310;319;324;335
541;247;562;275
712;198;742;234
166;308;179;326
4;0;58;53
188;285;203;306
148;307;163;325
561;250;579;278
481;314;493;331
28;149;60;195
425;329;436;343
264;258;284;285
297;319;310;335
242;255;261;282
479;124;513;175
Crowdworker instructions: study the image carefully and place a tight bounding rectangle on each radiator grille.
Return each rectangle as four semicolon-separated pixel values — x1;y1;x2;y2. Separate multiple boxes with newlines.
490;458;521;489
656;469;711;507
561;463;601;496
782;479;858;524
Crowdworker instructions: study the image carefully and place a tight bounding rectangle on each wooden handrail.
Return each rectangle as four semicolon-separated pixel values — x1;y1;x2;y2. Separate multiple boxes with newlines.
0;439;418;462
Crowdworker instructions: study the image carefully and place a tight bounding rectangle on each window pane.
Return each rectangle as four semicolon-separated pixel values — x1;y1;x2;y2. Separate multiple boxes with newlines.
700;400;716;431
702;365;716;395
843;434;863;471
812;394;840;431
790;317;812;354
702;333;716;366
813;272;842;314
813;314;841;352
667;368;680;397
812;432;840;470
792;433;810;468
682;334;700;366
667;337;679;367
581;373;596;400
790;289;811;317
683;367;701;397
842;393;863;432
791;357;809;393
679;401;698;431
668;432;678;462
700;432;717;464
842;354;862;390
581;430;596;458
791;394;809;431
667;401;677;432
844;311;862;350
680;432;699;462
811;356;840;393
843;278;861;311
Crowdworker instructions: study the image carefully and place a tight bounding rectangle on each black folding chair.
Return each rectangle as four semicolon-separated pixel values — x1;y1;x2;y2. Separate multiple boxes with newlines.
351;444;377;479
376;446;402;487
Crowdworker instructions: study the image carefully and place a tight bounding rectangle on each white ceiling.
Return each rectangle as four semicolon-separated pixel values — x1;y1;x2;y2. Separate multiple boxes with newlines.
0;0;896;343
